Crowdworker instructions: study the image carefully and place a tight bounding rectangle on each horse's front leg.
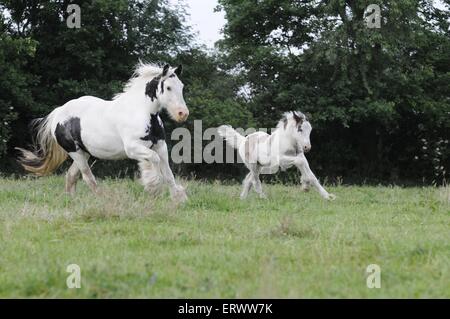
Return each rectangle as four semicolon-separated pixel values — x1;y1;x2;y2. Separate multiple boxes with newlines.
300;175;311;192
124;140;163;195
124;140;161;164
293;153;336;201
154;141;188;203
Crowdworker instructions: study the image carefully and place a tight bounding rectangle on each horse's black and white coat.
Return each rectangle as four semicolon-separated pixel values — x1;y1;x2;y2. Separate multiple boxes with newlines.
16;63;189;202
140;113;166;147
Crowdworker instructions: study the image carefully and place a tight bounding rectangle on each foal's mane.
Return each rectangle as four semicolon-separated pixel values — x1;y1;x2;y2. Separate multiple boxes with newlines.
113;62;163;100
276;111;307;130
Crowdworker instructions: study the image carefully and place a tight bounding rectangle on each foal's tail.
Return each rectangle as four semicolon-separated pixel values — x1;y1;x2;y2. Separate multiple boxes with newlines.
16;111;68;176
218;125;246;149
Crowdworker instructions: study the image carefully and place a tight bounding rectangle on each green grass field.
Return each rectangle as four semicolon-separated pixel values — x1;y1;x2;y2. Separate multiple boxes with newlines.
0;176;449;298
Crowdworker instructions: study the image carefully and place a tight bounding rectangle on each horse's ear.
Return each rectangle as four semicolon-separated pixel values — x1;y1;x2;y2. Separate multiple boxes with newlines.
282;117;288;129
174;64;183;77
162;64;170;77
305;112;312;121
292;111;303;124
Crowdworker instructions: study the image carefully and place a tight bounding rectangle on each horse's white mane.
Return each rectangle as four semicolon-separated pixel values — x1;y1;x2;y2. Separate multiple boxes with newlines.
113;62;163;100
276;111;307;129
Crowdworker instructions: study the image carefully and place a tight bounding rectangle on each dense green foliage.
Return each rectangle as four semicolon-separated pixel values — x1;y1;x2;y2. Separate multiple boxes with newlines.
0;15;37;156
0;0;448;184
218;0;449;183
0;177;449;297
0;0;250;176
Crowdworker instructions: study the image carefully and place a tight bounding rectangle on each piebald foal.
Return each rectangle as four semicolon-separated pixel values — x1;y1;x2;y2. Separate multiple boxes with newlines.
218;111;336;200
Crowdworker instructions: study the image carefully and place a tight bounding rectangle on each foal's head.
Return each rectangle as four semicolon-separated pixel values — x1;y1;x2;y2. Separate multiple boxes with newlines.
146;64;189;123
279;111;312;153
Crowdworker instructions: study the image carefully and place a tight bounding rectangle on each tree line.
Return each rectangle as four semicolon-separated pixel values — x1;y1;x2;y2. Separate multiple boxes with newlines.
0;0;448;184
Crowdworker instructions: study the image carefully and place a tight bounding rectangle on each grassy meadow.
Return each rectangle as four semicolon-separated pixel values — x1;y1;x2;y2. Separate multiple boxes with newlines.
0;176;449;298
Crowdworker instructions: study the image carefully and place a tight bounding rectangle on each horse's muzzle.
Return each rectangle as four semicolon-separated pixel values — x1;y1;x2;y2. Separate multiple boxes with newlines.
176;108;189;122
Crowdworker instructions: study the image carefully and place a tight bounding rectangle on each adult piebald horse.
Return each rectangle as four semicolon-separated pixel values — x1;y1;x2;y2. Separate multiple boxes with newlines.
17;63;189;202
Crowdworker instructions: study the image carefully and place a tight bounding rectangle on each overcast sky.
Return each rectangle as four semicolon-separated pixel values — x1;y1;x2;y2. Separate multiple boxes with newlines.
170;0;226;48
175;0;447;48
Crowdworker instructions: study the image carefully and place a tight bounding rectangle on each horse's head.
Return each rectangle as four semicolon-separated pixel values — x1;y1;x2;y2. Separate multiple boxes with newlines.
146;64;189;123
282;111;312;153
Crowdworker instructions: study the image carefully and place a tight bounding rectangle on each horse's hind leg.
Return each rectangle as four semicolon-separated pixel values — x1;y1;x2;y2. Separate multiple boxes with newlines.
69;152;99;194
251;167;266;199
240;172;253;199
65;162;80;195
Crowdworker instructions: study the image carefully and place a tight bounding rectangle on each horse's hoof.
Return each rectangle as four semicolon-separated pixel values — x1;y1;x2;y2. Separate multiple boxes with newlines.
171;185;188;203
326;193;337;201
146;183;164;195
174;194;188;204
174;191;188;203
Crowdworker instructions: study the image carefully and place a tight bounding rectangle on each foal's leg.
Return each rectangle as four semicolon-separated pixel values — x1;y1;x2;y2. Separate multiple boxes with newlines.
69;152;99;194
300;175;311;192
154;141;187;202
251;166;267;199
240;172;253;199
65;162;80;195
243;164;266;199
293;153;336;200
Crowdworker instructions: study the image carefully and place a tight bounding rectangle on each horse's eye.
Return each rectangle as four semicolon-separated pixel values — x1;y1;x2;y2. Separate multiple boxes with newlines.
167;87;171;91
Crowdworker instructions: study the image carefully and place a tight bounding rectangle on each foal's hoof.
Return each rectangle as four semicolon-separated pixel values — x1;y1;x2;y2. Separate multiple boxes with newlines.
325;193;337;201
